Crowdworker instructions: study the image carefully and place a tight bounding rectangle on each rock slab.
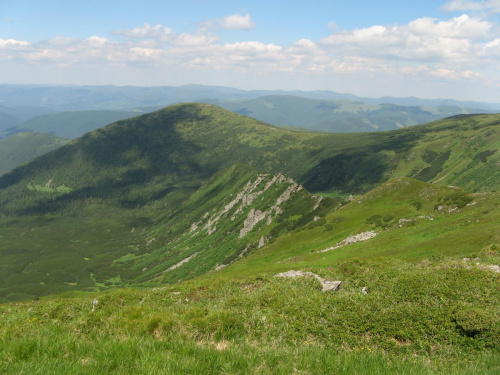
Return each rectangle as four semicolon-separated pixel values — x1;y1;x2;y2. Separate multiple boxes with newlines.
275;270;342;292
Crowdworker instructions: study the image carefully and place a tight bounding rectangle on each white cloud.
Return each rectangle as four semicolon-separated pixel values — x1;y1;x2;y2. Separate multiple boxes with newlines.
443;0;500;12
200;13;255;30
407;14;492;39
0;38;30;47
129;47;163;60
173;33;218;47
27;49;67;61
219;13;255;29
319;15;493;64
112;23;174;42
2;11;500;102
430;68;482;80
87;36;108;45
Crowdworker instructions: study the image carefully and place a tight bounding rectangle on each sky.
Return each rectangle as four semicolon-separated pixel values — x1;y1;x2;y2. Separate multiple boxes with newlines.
1;0;500;102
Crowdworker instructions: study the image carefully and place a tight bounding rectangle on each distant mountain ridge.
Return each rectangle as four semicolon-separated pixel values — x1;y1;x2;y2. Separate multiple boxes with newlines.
201;95;494;132
1;84;499;111
4;110;145;139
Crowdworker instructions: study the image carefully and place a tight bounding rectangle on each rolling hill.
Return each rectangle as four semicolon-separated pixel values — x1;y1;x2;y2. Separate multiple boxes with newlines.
0;103;498;296
0;104;498;373
0;132;69;176
0;105;56;137
201;95;494;132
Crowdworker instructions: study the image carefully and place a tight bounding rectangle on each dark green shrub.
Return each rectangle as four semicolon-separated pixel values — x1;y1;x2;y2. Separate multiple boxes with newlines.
473;149;496;163
411;201;423;210
441;193;474;209
421;149;438;164
454;308;493;337
383;214;394;222
366;214;383;227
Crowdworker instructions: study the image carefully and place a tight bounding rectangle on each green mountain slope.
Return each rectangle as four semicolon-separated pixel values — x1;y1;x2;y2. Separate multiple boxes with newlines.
0;104;499;372
201;95;494;132
0;163;332;301
0;105;56;136
220;177;500;280
0;105;498;219
1;176;498;373
0;132;69;176
0;104;498;299
131;164;333;284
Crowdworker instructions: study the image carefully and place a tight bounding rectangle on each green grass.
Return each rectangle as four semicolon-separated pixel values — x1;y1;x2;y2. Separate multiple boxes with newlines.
1;253;498;374
0;106;499;372
0;215;147;302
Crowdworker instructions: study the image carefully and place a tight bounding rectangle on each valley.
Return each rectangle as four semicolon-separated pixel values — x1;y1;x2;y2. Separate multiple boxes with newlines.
0;103;498;374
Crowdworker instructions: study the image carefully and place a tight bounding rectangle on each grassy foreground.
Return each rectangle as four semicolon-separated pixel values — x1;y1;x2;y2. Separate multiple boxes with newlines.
1;253;498;374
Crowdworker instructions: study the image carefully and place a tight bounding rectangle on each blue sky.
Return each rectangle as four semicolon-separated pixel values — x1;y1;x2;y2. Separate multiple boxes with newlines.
1;0;500;102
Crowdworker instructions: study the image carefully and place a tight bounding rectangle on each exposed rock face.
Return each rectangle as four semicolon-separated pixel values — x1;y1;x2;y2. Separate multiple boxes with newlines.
240;208;268;238
190;173;304;238
258;235;266;249
320;231;378;252
313;195;323;210
275;270;342;292
163;169;322;279
239;177;303;238
163;252;200;273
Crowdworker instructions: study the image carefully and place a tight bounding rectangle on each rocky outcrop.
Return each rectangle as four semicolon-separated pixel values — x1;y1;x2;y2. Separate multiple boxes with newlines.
313;195;323;210
258;235;266;249
275;270;342;292
190;173;303;238
239;178;303;238
163;252;200;273
319;231;378;253
488;265;500;273
239;209;268;238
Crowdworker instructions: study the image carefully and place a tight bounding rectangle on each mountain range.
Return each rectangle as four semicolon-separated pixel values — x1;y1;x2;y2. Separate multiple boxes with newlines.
0;103;498;297
0;103;498;373
2;84;500;111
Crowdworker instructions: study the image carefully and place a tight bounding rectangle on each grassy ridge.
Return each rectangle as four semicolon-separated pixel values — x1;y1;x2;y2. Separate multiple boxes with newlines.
0;105;498;219
185;177;499;290
202;95;491;132
0;132;69;176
